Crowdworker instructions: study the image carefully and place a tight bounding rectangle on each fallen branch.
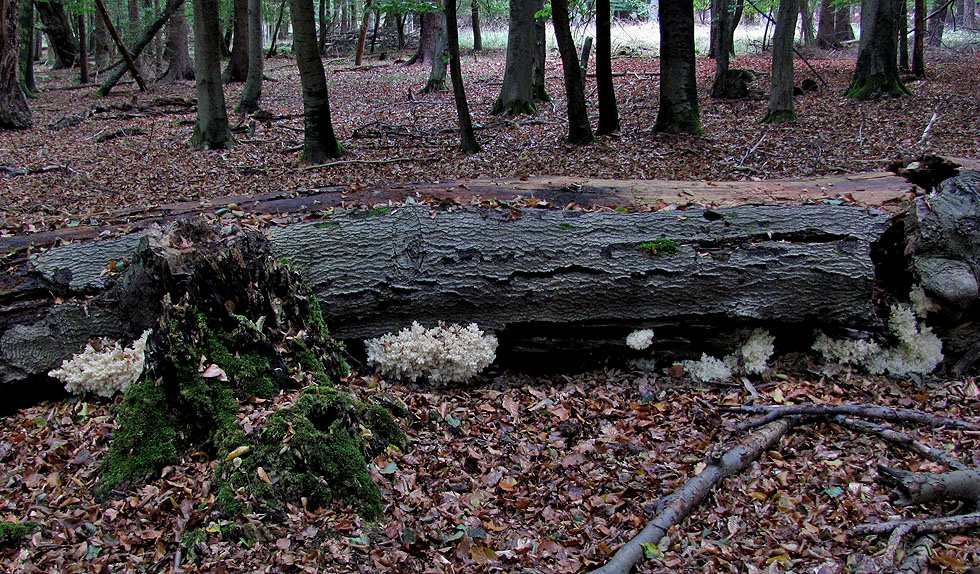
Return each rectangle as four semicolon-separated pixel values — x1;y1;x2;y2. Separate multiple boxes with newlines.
853;510;980;536
298;157;438;171
833;416;970;470
738;133;767;167
877;465;980;506
724;404;980;431
896;534;938;574
589;418;797;574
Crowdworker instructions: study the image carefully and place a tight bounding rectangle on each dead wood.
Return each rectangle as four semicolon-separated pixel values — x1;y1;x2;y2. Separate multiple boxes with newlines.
877;465;980;507
896;533;938;574
588;418;797;574
298;157;438;170
853;511;980;536
834;415;970;470
726;404;980;431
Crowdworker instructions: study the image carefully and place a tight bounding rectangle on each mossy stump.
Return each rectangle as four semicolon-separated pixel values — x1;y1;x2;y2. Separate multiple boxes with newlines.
97;221;406;519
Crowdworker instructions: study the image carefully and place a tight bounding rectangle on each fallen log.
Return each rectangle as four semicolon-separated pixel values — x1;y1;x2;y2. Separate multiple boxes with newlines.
726;404;980;430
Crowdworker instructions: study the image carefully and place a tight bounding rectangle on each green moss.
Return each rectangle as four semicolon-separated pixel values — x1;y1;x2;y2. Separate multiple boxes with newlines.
491;98;537;116
760;109;797;124
0;521;40;548
290;337;333;386
368;206;394;217
559;223;572;230
359;404;409;451
637;239;679;257
98;379;180;497
844;74;912;100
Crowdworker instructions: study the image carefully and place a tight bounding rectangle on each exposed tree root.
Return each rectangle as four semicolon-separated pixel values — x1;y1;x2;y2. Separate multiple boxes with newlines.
588;418;797;574
854;511;980;536
726;403;979;431
833;415;970;470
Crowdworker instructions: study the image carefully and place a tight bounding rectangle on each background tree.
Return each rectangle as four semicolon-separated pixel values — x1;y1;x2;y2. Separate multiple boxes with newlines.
710;0;742;98
816;0;838;47
407;8;442;65
35;0;78;68
159;6;194;82
492;0;539;115
531;2;548;102
2;0;30;128
98;0;185;96
551;0;593;144
192;0;234;148
845;0;910;99
595;0;619;134
761;0;799;122
471;0;482;50
655;0;701;134
236;0;263;113
912;0;924;75
223;0;249;81
422;11;448;93
17;0;36;96
77;12;89;83
290;0;343;162
355;0;375;65
445;0;479;152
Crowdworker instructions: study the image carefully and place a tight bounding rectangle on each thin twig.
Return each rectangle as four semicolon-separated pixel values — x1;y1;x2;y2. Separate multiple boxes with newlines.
738;133;767;166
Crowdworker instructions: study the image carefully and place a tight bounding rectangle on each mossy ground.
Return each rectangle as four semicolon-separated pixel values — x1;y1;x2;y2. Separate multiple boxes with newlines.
637;239;679;257
0;521;40;548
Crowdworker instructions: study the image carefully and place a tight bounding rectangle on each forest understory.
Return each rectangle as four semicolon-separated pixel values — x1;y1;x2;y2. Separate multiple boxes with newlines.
1;48;979;234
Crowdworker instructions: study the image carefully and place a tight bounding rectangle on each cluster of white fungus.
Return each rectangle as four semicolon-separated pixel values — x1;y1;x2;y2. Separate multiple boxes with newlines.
48;330;150;398
680;329;776;383
365;322;498;384
625;329;655;350
812;299;943;377
682;353;733;383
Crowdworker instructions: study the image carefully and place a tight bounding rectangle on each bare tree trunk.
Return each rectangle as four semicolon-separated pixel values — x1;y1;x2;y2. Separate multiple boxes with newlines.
422;12;448;93
596;0;618;134
912;0;925;75
191;0;234;149
77;14;89;83
407;11;441;65
1;0;31;129
471;0;482;50
531;5;548;102
445;0;480;153
800;0;816;46
927;0;948;46
318;0;328;53
552;0;594;145
159;7;194;82
17;0;36;96
354;0;374;65
762;0;799;123
655;0;701;134
35;0;78;68
94;4;111;68
267;0;287;56
899;0;910;71
290;0;343;162
492;0;538;114
845;0;910;99
817;0;838;47
93;0;148;94
223;0;249;82
834;1;855;41
98;0;184;96
236;0;263;113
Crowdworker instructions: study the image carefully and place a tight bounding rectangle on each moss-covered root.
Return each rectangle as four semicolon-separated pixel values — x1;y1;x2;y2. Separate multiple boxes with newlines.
490;97;537;116
760;109;797;124
0;521;41;548
844;74;912;100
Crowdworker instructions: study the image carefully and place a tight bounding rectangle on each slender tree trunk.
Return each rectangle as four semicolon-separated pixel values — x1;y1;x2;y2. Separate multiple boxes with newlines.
160;6;194;82
369;7;379;52
899;0;909;71
17;0;36;96
596;0;619;134
98;0;184;95
77;14;89;83
93;0;148;93
422;12;448;93
318;0;327;53
396;13;404;49
817;0;838;46
655;0;701;134
446;0;480;153
223;0;249;82
290;0;343;162
236;0;263;113
1;0;31;129
927;0;948;46
800;0;816;46
492;0;537;115
35;0;77;68
551;0;594;145
845;0;910;99
191;0;234;149
762;0;799;123
94;4;110;68
354;0;374;65
912;0;925;74
471;0;482;50
531;2;548;102
267;0;287;56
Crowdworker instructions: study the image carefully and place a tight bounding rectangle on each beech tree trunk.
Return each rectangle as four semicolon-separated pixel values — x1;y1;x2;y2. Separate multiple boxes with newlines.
531;7;548;102
445;0;480;153
817;0;838;47
354;0;374;65
471;0;481;50
34;0;77;68
407;11;441;65
223;0;249;82
98;0;185;96
77;14;89;83
191;0;234;149
710;0;741;98
290;0;343;162
422;12;448;93
236;0;263;113
913;0;925;75
1;0;31;129
655;0;701;134
17;0;36;97
551;0;594;145
845;0;910;99
762;0;799;122
159;7;194;82
596;0;620;135
492;0;538;115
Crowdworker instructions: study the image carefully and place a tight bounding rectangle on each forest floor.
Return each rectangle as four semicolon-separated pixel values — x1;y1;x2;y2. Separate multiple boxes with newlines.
2;365;978;573
1;46;979;235
3;45;980;573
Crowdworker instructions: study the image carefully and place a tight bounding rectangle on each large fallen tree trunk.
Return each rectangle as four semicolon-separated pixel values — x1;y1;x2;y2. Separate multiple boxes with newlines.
2;164;979;396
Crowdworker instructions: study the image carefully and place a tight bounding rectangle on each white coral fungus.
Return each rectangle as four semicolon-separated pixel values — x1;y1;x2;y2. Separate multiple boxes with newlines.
812;303;943;377
626;329;655;350
365;322;498;384
733;329;775;375
49;330;150;398
682;353;733;383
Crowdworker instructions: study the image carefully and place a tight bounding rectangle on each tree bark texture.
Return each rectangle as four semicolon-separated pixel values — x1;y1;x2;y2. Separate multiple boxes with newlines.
845;0;910;99
34;0;77;68
223;0;249;82
160;6;194;82
531;6;548;102
913;0;925;75
408;11;441;65
17;0;35;96
1;0;30;129
421;13;448;93
816;0;838;47
595;0;619;135
99;0;184;96
551;0;594;145
834;2;855;42
354;0;373;66
927;0;948;46
192;0;234;148
236;0;263;113
800;0;815;46
93;0;148;93
761;0;798;123
94;5;111;68
290;0;342;162
492;0;537;115
471;0;481;50
655;0;701;134
445;0;480;154
710;0;739;98
267;0;286;57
